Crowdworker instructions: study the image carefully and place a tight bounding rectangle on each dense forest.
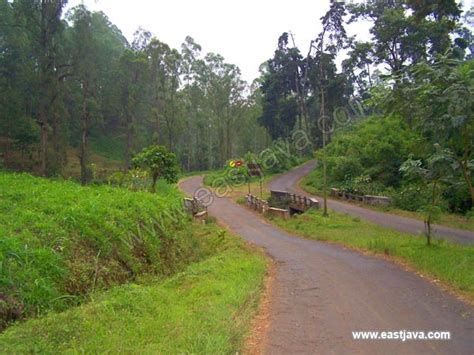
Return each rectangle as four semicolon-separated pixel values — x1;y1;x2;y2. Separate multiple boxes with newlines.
1;0;473;213
0;0;270;182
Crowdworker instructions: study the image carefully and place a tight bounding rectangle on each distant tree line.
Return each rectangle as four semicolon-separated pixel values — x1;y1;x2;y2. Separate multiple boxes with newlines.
0;1;269;183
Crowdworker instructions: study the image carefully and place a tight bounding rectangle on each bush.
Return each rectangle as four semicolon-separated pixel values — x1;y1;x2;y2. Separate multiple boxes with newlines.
392;184;432;211
339;175;387;196
443;183;473;214
321;114;422;188
204;162;249;188
330;156;363;182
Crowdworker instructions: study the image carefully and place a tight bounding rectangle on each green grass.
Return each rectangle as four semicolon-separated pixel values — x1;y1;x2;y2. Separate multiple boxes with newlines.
0;172;239;328
271;209;474;300
0;233;267;353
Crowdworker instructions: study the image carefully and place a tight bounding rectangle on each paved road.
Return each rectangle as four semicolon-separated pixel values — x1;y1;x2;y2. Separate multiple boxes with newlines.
269;160;474;245
179;176;474;355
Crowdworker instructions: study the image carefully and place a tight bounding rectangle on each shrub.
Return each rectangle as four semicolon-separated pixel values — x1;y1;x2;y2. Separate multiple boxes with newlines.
330;156;363;182
392;184;432;211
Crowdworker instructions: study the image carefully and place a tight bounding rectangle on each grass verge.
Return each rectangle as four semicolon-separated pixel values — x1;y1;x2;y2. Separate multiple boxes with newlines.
0;172;256;330
270;209;474;301
0;226;267;353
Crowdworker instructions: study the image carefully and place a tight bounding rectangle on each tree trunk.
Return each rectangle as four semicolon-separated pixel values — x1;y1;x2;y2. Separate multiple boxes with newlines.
80;81;90;185
124;111;133;170
218;121;225;166
151;173;158;193
425;181;438;246
424;214;432;246
39;112;48;176
322;89;328;218
52;101;67;174
154;111;160;145
225;105;232;161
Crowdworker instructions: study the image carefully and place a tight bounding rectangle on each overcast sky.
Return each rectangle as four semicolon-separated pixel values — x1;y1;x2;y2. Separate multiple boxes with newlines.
66;0;472;83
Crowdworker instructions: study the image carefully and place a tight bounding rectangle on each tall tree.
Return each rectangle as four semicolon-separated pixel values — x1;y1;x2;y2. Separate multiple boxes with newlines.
117;48;148;169
17;0;69;175
0;0;37;170
259;33;301;140
68;6;100;184
315;0;348;216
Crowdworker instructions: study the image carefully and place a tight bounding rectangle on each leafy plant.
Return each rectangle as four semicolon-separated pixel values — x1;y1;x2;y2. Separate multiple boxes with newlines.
400;145;455;245
132;145;179;192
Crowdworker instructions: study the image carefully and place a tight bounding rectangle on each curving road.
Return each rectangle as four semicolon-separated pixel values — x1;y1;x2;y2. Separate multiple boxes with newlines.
179;176;474;354
269;160;474;246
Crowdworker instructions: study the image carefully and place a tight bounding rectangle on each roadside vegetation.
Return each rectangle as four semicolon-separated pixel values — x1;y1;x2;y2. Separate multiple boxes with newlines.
0;172;267;351
270;209;474;301
301;111;474;232
0;222;267;353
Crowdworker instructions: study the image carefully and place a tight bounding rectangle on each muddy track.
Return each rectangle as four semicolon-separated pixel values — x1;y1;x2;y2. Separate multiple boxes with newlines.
179;176;473;354
269;160;474;246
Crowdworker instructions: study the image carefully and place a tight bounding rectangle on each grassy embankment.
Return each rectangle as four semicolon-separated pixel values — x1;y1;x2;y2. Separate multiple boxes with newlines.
300;168;474;232
0;172;267;352
269;208;474;301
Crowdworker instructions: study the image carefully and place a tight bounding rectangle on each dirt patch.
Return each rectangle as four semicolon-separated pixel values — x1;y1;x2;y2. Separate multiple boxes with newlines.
243;258;275;355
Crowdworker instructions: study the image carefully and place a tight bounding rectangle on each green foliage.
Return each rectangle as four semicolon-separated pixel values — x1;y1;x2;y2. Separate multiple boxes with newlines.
348;0;463;74
203;160;250;188
393;56;474;209
315;114;421;188
0;226;266;353
392;184;432;212
260;139;302;173
331;156;363;182
400;146;457;243
132;145;179;191
0;173;227;329
0;3;269;177
89;135;125;162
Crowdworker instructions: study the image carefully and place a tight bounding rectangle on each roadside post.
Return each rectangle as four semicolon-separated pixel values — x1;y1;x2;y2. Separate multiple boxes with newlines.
247;163;264;198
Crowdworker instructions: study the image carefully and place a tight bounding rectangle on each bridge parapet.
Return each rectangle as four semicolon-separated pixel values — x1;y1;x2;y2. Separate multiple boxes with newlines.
271;190;320;213
246;194;269;214
184;197;208;222
246;194;290;219
330;188;391;207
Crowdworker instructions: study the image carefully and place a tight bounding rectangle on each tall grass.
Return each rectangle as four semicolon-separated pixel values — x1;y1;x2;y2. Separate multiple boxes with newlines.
0;239;267;353
0;173;226;329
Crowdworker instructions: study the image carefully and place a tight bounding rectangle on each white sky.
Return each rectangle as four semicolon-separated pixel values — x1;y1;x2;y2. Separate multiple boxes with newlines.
66;0;472;83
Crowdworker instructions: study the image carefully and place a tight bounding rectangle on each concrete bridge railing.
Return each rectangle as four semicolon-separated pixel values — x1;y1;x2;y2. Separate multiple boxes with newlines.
271;190;320;213
330;188;391;207
246;194;291;219
184;197;208;221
